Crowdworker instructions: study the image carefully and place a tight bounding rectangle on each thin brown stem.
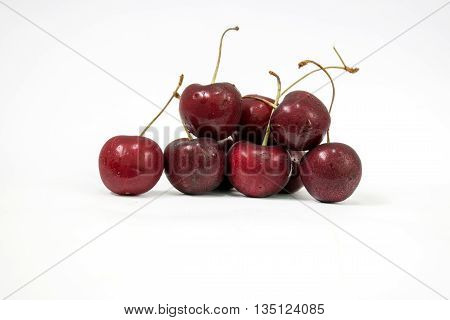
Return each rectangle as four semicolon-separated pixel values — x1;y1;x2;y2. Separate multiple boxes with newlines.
281;66;348;97
333;46;359;74
270;71;282;106
211;26;239;84
140;74;184;137
281;48;358;97
262;71;281;147
298;60;335;143
242;95;277;109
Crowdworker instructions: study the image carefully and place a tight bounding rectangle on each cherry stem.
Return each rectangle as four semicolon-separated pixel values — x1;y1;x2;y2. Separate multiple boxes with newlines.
298;60;335;143
183;123;193;140
262;71;281;147
211;26;239;84
333;46;359;73
270;71;282;106
280;47;358;97
139;74;184;137
242;95;277;109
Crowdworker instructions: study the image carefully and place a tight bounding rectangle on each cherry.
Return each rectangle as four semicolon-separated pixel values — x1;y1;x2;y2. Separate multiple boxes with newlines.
280;150;304;194
299;143;362;202
270;60;333;151
228;141;291;197
238;95;274;143
99;136;163;195
228;72;291;197
179;27;242;140
99;75;183;195
270;89;330;151
296;55;361;203
270;49;359;151
164;137;225;195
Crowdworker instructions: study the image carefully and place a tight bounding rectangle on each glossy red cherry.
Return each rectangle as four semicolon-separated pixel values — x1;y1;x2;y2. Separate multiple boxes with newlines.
228;141;291;197
180;82;242;140
238;95;274;143
271;56;358;151
179;27;242;140
280;150;304;194
164;138;225;195
270;90;330;151
299;143;362;203
99;136;163;195
227;71;290;197
98;75;183;196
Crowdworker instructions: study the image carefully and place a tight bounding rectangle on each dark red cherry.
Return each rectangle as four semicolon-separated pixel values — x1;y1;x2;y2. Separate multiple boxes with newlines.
179;83;242;140
239;95;274;143
99;136;163;195
179;26;242;141
299;143;362;203
99;75;183;196
280;150;304;194
228;141;291;197
164;138;225;195
270;90;330;150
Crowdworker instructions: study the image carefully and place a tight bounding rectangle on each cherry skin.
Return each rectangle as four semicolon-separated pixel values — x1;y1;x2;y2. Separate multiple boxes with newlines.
215;136;236;190
228;141;291;197
164;137;225;195
179;83;242;140
299;142;362;203
280;150;304;194
239;95;274;143
270;90;330;151
99;136;163;195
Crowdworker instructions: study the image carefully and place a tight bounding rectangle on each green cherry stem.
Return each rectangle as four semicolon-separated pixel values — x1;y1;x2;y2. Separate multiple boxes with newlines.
261;71;281;147
298;60;335;143
211;26;239;84
140;74;184;137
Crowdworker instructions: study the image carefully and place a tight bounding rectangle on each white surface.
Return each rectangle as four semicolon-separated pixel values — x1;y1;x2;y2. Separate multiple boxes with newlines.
0;0;449;301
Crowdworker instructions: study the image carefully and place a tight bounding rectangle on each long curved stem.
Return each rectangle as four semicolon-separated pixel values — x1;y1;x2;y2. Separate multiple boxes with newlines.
262;71;281;147
298;60;335;143
140;74;184;137
280;66;347;97
211;26;239;84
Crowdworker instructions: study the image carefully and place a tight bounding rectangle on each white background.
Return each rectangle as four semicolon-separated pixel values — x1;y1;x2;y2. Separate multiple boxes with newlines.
0;0;450;304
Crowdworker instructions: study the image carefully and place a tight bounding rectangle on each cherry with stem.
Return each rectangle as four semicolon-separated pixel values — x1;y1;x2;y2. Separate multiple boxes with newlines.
296;57;362;203
179;26;242;140
227;70;290;198
297;62;362;202
99;74;184;196
297;60;335;143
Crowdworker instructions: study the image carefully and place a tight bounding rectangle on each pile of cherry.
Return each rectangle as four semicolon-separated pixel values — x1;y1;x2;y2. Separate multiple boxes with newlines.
99;27;362;203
